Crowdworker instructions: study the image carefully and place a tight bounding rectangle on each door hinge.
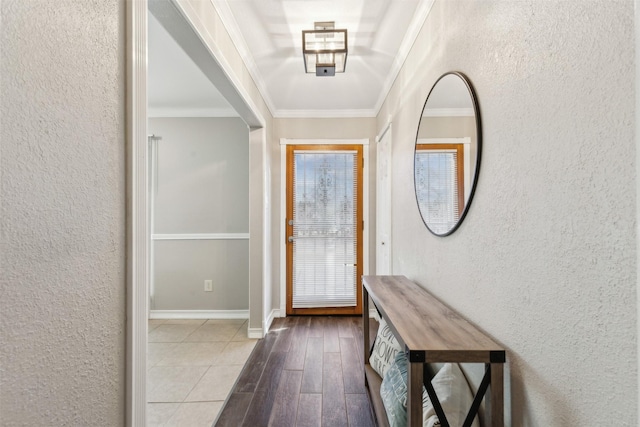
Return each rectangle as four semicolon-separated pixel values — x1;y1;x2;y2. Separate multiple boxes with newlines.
362;220;364;231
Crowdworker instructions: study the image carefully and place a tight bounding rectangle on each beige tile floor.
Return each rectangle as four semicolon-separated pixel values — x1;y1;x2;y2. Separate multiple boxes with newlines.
147;318;257;427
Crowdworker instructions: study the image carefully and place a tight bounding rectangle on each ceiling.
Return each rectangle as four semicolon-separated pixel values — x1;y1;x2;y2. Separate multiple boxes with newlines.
149;0;434;119
148;12;237;117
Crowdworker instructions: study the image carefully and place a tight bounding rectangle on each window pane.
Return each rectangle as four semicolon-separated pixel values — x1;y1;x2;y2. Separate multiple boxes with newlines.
292;151;357;308
415;149;459;234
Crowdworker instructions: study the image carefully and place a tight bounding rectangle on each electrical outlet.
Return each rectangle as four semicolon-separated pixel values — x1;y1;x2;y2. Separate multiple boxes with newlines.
204;280;213;292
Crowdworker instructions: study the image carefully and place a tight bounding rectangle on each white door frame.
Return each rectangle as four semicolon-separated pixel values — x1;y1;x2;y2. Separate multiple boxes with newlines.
126;1;268;425
126;2;149;425
375;122;393;275
279;138;370;316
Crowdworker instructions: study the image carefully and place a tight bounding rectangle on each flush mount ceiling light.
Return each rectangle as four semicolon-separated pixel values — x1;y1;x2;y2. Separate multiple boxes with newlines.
302;21;348;77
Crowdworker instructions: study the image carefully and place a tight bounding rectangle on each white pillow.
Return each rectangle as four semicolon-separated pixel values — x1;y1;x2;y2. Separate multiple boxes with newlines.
380;354;480;427
369;316;403;378
423;363;479;427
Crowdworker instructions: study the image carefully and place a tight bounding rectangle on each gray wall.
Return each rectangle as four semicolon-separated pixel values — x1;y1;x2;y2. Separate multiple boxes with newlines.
1;0;126;425
379;0;636;424
149;117;249;311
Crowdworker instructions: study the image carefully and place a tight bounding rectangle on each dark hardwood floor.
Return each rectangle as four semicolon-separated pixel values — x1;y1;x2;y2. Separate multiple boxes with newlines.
215;316;378;427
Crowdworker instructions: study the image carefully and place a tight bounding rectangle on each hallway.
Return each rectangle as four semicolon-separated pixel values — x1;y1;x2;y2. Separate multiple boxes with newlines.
216;316;377;427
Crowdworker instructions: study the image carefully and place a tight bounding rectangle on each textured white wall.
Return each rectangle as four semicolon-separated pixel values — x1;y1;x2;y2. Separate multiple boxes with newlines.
379;0;636;425
0;1;126;425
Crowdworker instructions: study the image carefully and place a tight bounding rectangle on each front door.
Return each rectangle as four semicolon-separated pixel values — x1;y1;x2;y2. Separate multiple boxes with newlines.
286;145;363;315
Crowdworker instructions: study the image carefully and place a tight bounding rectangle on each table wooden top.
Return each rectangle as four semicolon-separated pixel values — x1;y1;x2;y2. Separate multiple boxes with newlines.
362;275;505;364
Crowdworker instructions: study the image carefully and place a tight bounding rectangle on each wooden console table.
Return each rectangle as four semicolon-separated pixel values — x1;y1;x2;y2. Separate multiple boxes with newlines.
362;275;505;427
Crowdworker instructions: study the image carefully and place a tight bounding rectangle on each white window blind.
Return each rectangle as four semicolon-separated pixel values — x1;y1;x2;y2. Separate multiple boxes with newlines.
292;151;357;308
415;149;460;234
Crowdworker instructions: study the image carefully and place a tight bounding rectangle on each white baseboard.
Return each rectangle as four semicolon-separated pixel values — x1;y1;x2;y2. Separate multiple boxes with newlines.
370;308;380;321
265;308;280;332
149;310;249;320
246;309;281;340
247;328;263;339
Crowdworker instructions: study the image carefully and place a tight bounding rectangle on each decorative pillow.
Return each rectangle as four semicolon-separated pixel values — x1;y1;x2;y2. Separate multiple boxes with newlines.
380;351;409;427
423;363;479;427
380;352;480;427
369;316;403;378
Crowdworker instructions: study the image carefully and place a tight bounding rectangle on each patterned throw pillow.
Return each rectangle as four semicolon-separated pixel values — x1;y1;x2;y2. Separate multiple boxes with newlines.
380;351;409;427
369;316;403;378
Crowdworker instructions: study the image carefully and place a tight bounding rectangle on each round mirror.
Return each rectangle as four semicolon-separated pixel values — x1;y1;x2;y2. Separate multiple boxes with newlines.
414;72;481;236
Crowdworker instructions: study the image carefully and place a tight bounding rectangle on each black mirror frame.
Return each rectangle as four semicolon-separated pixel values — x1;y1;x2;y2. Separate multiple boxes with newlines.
413;71;482;237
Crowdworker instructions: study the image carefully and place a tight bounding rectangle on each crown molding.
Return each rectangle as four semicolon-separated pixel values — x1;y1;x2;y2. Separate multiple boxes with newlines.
374;0;436;115
210;0;434;118
275;108;377;119
210;0;278;117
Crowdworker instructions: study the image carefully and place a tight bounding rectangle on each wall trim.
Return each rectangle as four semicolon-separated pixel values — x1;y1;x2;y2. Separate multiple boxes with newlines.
280;138;370;146
265;308;279;333
126;1;149;426
417;137;470;145
279;146;287;315
148;107;240;118
376;116;392;143
375;124;393;275
275;109;377;119
150;310;249;319
635;0;640;415
152;233;250;240
248;328;263;339
263;132;273;338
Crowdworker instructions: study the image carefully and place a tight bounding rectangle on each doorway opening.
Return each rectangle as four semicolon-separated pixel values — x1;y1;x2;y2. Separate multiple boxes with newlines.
286;145;364;315
127;1;268;425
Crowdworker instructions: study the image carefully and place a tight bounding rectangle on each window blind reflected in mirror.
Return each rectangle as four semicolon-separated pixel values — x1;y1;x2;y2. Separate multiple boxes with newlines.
415;148;462;235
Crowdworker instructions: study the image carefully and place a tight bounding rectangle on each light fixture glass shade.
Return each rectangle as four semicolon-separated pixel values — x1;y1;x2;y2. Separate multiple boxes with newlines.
302;25;348;75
